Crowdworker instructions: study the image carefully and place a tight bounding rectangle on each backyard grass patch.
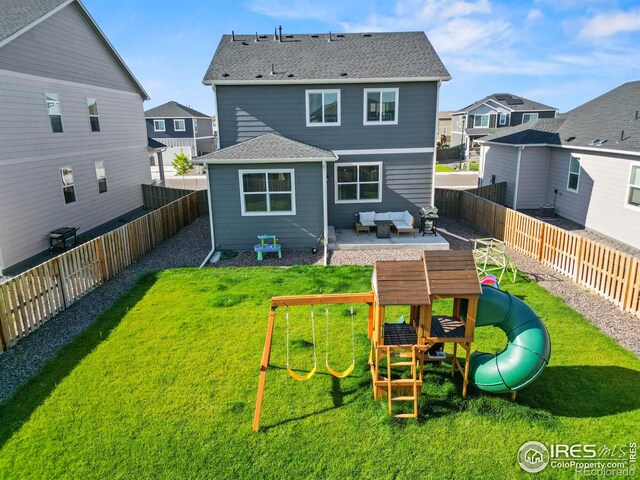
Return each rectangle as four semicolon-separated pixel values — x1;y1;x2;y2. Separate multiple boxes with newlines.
1;267;638;479
435;164;454;172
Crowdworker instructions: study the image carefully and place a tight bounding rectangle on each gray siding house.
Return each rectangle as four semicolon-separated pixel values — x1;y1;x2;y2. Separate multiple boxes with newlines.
200;31;450;259
145;101;216;157
478;81;640;250
0;0;151;274
451;93;557;158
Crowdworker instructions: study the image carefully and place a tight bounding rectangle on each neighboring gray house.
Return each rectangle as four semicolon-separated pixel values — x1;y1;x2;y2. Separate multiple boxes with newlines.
0;0;151;274
478;81;640;250
199;31;450;257
145;101;217;158
451;94;557;158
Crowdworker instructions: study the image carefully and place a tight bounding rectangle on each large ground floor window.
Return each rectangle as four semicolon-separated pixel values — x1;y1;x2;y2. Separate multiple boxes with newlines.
335;162;382;203
239;169;295;215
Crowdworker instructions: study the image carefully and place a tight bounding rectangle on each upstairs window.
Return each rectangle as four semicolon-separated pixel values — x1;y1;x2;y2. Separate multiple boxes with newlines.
60;167;76;204
364;88;398;125
306;90;340;126
335;163;382;203
473;114;489;128
627;165;640;208
522;112;538;123
87;98;100;132
95;161;107;193
239;169;295;215
174;119;186;131
153;120;165;132
46;93;63;133
194;119;198;134
499;113;507;125
567;156;581;192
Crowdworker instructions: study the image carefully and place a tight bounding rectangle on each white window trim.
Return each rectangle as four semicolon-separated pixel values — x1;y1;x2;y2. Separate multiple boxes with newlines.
305;89;341;127
60;166;76;204
153;119;165;132
194;118;198;134
566;154;581;193
174;119;186;131
238;169;296;216
334;162;383;204
522;112;539;123
473;114;490;128
45;93;64;133
86;97;100;132
363;88;399;125
499;113;507;126
95;161;107;194
625;161;640;211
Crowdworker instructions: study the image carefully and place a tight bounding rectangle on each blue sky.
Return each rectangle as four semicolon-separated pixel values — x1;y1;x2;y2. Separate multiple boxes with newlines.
84;0;640;116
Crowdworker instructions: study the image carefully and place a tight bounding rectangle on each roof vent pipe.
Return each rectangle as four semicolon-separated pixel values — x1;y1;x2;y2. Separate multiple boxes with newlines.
278;25;282;42
231;30;235;41
255;32;259;42
328;31;332;42
636;110;639;120
271;63;275;75
621;130;625;141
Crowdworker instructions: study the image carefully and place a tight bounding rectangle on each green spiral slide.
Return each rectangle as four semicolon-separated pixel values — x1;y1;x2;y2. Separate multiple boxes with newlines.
468;285;551;394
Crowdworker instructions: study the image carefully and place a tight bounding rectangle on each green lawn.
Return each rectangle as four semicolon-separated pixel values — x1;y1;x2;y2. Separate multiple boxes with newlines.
436;164;454;172
1;267;639;479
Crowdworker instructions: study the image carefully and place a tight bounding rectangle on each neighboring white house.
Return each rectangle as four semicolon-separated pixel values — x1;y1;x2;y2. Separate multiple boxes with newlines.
0;0;151;274
478;81;640;250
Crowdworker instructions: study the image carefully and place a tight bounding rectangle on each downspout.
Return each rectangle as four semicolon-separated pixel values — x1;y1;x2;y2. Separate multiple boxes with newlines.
158;147;167;186
192;118;197;157
513;146;524;210
322;160;329;266
430;80;441;206
0;242;4;276
199;164;216;268
478;144;485;187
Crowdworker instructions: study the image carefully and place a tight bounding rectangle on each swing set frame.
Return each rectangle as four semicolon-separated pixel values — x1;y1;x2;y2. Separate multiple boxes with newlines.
253;293;375;432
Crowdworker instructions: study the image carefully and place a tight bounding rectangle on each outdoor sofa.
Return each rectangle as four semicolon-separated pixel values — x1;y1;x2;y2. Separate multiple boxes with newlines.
356;211;417;237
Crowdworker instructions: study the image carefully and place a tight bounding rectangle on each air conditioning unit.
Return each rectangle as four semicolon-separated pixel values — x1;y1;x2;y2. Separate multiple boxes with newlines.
539;204;555;218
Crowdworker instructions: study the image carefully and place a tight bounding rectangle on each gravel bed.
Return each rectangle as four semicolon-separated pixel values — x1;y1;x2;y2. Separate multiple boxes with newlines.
0;216;212;404
215;249;323;267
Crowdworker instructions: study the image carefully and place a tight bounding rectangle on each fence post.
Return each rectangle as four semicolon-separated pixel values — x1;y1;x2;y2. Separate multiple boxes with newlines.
537;223;546;261
56;256;69;309
95;237;108;283
574;237;585;283
0;291;9;351
623;257;639;314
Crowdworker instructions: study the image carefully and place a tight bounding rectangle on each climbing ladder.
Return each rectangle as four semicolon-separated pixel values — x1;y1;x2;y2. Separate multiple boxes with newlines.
374;345;423;418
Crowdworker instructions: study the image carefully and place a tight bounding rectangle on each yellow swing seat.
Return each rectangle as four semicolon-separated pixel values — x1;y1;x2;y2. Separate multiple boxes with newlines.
326;362;355;379
287;366;317;381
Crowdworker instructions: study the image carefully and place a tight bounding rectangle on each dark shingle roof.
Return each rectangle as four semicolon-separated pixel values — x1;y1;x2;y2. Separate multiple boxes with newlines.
480;81;640;154
203;31;450;84
454;93;557;114
147;137;166;149
198;133;337;163
145;101;211;118
0;0;68;43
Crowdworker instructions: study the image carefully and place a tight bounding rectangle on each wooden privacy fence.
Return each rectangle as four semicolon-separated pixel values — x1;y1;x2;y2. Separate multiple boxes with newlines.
0;190;207;351
142;183;208;212
437;189;640;319
434;182;507;216
436;146;462;161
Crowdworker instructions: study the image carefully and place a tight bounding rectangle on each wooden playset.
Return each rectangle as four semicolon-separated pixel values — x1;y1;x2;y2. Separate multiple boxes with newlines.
252;250;483;431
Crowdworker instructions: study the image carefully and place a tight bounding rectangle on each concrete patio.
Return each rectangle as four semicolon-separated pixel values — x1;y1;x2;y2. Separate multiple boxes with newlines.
331;227;449;250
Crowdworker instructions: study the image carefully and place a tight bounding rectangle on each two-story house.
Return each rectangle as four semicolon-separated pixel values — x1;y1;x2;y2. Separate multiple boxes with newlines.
145;101;216;161
0;0;151;275
451;94;557;159
478;81;640;250
198;31;450;260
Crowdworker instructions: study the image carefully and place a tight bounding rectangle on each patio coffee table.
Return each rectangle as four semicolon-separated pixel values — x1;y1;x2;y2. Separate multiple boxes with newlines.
374;220;392;239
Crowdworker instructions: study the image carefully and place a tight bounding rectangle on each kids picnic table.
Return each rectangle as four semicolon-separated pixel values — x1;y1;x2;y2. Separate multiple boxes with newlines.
254;234;281;261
